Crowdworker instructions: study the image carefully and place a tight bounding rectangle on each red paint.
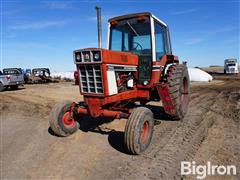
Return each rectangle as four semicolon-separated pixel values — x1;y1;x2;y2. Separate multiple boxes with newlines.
76;106;128;119
74;70;79;85
6;75;11;81
102;49;138;66
141;121;149;144
101;64;109;96
62;112;76;128
103;90;149;105
75;49;182;119
156;83;177;116
84;97;102;117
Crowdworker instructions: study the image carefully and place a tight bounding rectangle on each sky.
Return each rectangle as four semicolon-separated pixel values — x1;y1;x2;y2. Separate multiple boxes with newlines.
1;0;239;71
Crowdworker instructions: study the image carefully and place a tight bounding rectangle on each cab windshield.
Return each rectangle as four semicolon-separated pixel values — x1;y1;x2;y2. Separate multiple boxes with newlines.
109;17;152;58
227;64;236;66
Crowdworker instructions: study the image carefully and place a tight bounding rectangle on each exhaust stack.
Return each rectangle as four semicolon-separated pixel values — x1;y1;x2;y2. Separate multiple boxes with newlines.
95;6;102;48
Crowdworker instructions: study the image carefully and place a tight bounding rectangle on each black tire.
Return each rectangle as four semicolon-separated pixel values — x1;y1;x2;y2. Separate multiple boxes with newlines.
0;82;5;92
124;107;154;155
10;85;18;90
166;64;190;120
49;101;80;137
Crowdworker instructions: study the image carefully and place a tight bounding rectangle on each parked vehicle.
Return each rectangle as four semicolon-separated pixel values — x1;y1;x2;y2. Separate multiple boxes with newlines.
23;69;32;83
74;70;79;85
0;68;24;91
32;68;52;83
224;59;239;74
50;11;190;155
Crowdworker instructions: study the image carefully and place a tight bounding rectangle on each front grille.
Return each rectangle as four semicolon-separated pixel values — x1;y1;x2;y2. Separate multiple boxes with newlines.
78;65;104;94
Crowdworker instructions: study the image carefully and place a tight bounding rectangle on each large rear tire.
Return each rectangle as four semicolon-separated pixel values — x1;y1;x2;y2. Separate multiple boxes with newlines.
49;101;80;137
166;64;190;120
124;107;154;155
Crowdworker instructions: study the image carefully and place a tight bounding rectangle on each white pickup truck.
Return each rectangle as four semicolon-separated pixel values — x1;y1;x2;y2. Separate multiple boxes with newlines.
0;68;24;92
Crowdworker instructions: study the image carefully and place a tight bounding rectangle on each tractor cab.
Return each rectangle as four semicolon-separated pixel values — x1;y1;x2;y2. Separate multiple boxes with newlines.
108;12;172;84
108;12;172;61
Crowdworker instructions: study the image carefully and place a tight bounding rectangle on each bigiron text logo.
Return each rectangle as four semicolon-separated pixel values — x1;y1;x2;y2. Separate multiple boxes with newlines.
181;161;237;179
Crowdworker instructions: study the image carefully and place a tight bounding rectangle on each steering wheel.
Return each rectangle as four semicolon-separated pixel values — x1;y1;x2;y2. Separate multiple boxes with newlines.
133;42;143;51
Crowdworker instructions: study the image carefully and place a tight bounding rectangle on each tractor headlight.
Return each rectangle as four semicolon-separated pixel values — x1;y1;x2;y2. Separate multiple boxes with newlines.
82;51;91;62
93;51;101;61
75;54;81;62
143;80;149;86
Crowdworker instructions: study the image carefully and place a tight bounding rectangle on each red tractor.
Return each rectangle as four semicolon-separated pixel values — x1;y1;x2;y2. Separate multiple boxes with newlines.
50;12;190;155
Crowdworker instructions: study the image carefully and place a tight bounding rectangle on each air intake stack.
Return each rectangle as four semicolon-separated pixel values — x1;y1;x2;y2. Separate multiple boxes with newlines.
95;6;102;48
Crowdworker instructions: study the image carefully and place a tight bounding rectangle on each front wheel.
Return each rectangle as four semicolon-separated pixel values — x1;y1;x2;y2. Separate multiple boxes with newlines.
124;107;154;155
49;101;80;137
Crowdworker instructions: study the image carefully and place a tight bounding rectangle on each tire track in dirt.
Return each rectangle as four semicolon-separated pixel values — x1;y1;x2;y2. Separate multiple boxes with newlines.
103;83;240;180
146;92;221;180
0;94;54;118
87;87;221;180
185;89;240;179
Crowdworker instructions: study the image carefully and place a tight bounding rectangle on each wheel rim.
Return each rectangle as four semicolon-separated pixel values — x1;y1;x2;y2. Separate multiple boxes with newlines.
62;112;76;128
181;77;189;109
141;121;150;144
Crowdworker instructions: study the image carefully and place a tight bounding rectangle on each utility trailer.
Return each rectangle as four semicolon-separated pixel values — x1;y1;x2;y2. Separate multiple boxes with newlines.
50;11;190;154
30;68;52;83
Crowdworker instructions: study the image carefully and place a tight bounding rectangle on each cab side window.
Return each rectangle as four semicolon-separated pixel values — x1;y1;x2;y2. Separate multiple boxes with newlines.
154;22;164;60
154;21;171;61
110;29;122;51
163;27;171;54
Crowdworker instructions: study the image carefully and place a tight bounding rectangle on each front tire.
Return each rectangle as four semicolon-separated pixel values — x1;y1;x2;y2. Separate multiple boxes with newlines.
49;101;80;137
124;107;154;155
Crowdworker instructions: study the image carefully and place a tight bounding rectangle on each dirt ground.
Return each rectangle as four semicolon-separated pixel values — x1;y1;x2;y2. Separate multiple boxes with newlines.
0;74;239;180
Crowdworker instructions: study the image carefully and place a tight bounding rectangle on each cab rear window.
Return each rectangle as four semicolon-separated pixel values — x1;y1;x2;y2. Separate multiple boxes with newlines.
3;69;20;75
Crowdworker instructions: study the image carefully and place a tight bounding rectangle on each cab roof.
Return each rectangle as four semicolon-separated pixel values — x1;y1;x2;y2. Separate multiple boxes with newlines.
108;12;167;27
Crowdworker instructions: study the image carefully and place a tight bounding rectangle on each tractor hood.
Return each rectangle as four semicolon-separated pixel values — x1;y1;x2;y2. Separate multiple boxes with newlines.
74;48;138;66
